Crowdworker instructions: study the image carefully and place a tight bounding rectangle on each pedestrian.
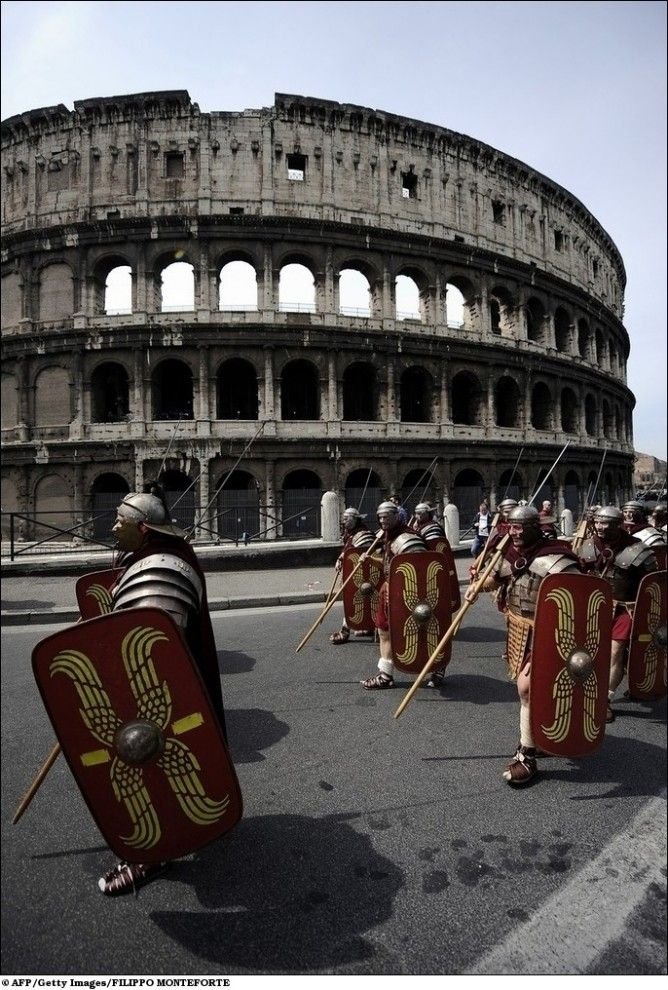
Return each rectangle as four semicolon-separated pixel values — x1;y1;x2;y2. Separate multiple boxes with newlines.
97;482;230;895
470;501;492;557
467;505;582;786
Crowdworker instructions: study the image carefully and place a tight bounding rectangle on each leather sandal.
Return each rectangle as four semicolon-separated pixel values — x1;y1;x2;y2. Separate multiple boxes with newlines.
502;746;538;786
360;672;394;690
98;860;170;897
330;628;350;644
425;669;445;689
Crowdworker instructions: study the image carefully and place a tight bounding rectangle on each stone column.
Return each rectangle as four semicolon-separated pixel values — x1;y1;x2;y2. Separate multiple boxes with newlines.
264;348;275;419
327;351;338;420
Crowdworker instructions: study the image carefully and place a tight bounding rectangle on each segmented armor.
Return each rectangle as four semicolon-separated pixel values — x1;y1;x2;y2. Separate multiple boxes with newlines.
351;529;375;550
112;552;203;628
502;553;581;618
631;526;666;547
579;538;658;602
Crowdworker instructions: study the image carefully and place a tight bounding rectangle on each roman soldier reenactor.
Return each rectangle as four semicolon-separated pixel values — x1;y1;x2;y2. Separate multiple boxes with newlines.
469;505;585;786
330;507;376;645
579;505;660;722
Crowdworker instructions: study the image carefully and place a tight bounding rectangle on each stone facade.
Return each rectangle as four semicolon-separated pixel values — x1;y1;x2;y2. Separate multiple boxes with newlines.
1;91;636;542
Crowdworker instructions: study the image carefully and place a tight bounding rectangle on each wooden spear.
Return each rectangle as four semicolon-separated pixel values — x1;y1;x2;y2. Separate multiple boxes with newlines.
295;533;383;653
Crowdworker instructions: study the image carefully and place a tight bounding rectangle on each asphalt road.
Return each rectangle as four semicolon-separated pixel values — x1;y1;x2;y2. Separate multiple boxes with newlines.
2;598;666;977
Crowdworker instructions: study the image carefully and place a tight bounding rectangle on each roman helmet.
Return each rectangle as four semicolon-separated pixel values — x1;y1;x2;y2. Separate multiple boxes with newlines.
118;492;186;538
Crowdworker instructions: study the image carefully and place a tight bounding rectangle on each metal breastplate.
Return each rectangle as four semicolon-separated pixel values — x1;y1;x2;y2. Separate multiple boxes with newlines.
390;532;426;555
112;552;203;629
506;553;579;617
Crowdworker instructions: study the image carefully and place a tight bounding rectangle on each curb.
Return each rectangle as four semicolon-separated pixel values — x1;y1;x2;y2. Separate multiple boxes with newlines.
1;590;335;626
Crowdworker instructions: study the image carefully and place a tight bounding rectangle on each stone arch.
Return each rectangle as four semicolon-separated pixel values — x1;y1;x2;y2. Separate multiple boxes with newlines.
526;296;547;344
338;268;372;317
453;468;485;529
531;381;553;430
554;306;571;353
395;268;425;321
497;468;524;504
343;362;377;421
216;358;259;420
160;468;196;531
561;387;579;433
281;468;323;537
585;394;597;436
399;467;438;513
218;259;258;311
489;284;517;338
92;254;133;315
160;260;195;312
216;469;260;542
151;358;194;420
90;361;130;422
90;472;130;540
564;469;580;516
281;359;320;420
400;366;433;423
344;468;383;521
451;371;483;425
444;273;476;331
278;261;316;313
602;399;614;439
577;318;591;359
494;375;521;428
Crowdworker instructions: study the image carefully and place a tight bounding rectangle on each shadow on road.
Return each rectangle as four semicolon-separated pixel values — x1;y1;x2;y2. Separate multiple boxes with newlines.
151;812;403;972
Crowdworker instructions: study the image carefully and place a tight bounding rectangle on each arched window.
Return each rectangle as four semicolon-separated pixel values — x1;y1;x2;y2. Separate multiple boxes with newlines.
395;274;421;320
526;297;546;344
344;468;382;521
217;359;258;420
445;283;465;328
151;359;193;420
35;367;70;428
400;367;432;423
497;468;524;504
278;263;315;313
282;469;322;537
215;469;260;542
339;269;371;317
577;318;591;359
453;469;485;533
554;307;571;353
91;473;130;540
160;261;195;312
105;265;132;315
34;474;72;539
159;469;196;531
343;363;377;421
494;376;521;428
39;264;74;322
585;395;597;436
1;373;18;430
564;470;580;517
561;388;578;433
281;360;319;420
451;372;483;425
531;382;552;430
218;260;258;311
91;362;129;422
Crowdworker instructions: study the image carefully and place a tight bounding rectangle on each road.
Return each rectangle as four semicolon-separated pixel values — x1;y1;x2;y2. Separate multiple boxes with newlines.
2;598;666;976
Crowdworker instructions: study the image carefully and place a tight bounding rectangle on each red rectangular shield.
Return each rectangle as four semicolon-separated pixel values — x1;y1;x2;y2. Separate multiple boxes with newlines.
627;570;667;701
32;608;242;863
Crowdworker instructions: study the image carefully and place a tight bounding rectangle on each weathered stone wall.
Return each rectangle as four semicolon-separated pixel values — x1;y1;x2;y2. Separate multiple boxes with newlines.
1;92;636;538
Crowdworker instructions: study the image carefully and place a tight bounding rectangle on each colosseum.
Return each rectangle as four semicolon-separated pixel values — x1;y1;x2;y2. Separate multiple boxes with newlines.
1;91;636;546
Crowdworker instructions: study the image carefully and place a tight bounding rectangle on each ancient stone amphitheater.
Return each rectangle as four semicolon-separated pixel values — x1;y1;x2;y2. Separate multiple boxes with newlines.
1;91;635;543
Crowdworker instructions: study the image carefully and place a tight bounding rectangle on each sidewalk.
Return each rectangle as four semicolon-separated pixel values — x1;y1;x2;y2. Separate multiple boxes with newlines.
1;544;474;626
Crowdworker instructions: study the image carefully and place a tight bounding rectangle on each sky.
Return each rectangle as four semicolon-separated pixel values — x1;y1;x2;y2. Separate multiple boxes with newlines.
1;0;666;460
